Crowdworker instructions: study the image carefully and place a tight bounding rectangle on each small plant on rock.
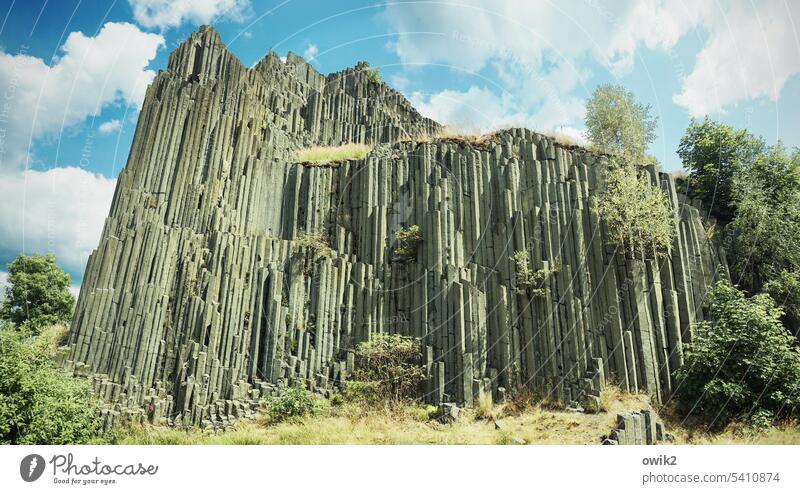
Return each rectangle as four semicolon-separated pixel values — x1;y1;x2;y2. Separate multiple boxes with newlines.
511;251;555;298
295;232;332;261
393;225;423;263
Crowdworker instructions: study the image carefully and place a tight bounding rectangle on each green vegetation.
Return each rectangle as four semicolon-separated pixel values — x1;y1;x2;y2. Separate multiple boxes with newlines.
363;66;381;84
292;143;372;165
674;281;800;429
0;324;102;444
348;333;426;404
295;231;333;260
393;225;423;262
511;251;555;297
264;386;322;424
1;254;74;333
594;164;677;255
678;117;766;221
584;84;657;164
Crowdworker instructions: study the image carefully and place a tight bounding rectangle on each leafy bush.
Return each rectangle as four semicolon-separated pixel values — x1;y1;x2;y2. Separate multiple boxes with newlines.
350;333;425;403
674;281;800;429
393;225;423;262
594;164;677;255
265;386;319;424
295;232;332;261
584;84;657;163
1;255;74;333
0;325;101;444
364;66;381;84
511;251;555;297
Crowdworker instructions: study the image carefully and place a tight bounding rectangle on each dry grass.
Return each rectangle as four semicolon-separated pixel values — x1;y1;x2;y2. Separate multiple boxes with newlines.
664;419;800;445
112;389;800;445
292;143;372;165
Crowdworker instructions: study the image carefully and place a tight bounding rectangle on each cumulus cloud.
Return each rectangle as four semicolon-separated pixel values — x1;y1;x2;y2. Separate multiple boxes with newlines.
673;0;800;116
0;271;7;301
303;44;318;62
98;119;122;134
384;0;800;125
410;85;584;135
128;0;251;29
0;22;163;171
0;167;116;279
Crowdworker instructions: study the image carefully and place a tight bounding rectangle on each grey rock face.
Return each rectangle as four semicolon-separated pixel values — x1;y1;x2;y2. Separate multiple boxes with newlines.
65;26;727;429
607;410;671;445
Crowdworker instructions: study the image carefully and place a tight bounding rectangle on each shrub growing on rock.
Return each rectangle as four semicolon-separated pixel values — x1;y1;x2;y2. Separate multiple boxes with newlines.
393;225;423;263
673;281;800;429
350;333;425;403
594;164;677;256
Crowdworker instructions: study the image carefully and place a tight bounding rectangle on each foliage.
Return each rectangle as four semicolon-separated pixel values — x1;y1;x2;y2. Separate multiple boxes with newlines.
677;117;765;221
594;164;677;255
292;143;372;165
0;325;101;444
364;66;381;84
764;270;800;332
584;84;657;164
0;254;74;332
728;190;800;296
674;281;800;429
265;386;320;424
511;251;555;297
350;333;426;403
393;225;423;263
295;232;332;261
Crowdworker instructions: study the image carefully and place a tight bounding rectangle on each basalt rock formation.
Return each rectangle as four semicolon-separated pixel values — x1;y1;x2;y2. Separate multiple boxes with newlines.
65;26;727;430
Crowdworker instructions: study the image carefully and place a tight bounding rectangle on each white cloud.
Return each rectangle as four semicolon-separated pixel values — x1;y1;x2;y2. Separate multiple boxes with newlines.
98;119;122;134
384;0;800;125
410;85;584;135
129;0;251;29
0;271;7;301
303;44;318;62
0;167;116;278
0;22;163;171
673;0;800;116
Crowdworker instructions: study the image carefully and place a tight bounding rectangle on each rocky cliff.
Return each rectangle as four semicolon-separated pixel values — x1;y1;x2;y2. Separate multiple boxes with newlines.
65;26;726;430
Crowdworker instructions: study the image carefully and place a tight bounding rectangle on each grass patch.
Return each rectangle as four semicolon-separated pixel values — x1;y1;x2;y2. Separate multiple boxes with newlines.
110;388;800;445
293;143;372;165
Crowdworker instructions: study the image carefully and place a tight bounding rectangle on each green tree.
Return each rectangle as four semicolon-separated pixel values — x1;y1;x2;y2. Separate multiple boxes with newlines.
677;117;765;221
0;255;74;332
0;326;101;444
674;281;800;428
728;190;800;295
594;163;677;256
585;84;657;164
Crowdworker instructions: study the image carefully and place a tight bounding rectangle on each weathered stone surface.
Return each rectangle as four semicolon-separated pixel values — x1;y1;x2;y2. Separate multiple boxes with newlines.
607;410;669;445
66;26;727;426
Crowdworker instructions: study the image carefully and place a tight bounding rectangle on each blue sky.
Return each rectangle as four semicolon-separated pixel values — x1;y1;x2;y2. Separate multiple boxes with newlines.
0;0;799;290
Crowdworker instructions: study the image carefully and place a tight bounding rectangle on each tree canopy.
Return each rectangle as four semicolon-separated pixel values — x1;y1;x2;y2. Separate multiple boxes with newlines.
677;117;765;221
674;281;800;428
0;255;74;332
585;84;657;164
